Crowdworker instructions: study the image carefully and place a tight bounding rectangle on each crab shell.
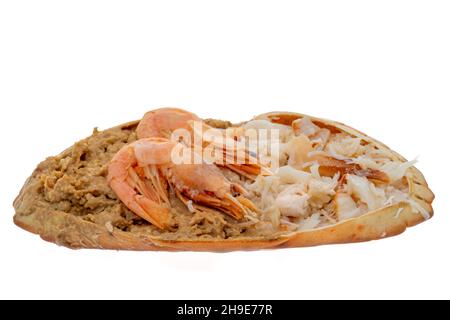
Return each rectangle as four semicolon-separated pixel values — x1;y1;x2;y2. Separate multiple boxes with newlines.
13;113;434;251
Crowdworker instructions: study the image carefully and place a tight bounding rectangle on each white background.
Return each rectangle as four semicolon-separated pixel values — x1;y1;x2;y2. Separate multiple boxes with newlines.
0;0;449;300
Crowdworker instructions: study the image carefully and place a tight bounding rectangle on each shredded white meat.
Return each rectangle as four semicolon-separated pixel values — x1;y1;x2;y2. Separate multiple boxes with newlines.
286;135;313;167
309;162;321;179
275;185;309;217
292;117;319;137
381;159;418;182
346;174;386;211
406;199;431;220
276;165;311;184
298;212;321;230
326;135;365;158
187;200;195;213
242;120;293;143
335;192;361;220
352;155;380;169
243;117;426;231
394;207;404;219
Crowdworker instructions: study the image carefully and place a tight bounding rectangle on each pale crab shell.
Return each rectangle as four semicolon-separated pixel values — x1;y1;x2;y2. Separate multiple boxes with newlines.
13;113;434;251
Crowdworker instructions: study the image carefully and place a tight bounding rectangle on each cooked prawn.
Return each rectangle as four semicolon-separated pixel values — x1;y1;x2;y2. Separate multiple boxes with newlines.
107;137;255;230
136;108;201;140
136;107;272;179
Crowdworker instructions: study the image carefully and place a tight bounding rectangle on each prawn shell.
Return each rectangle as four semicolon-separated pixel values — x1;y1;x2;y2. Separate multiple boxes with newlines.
13;114;434;251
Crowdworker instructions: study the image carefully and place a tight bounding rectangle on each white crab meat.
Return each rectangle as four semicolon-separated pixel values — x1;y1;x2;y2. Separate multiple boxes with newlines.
346;174;386;211
275;184;309;217
335;192;361;221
